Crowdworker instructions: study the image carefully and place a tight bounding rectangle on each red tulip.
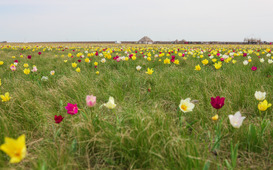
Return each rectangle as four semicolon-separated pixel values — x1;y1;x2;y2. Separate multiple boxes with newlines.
38;52;42;55
54;115;64;123
211;96;225;109
27;55;31;59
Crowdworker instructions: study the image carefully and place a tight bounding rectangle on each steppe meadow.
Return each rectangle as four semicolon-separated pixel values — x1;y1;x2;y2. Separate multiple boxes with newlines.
0;44;272;169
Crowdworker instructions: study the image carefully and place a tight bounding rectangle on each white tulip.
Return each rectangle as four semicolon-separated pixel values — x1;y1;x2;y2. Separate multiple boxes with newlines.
268;59;273;64
104;97;116;109
243;60;248;65
179;98;195;113
255;91;266;101
41;76;48;81
136;66;142;71
260;58;265;63
228;111;245;128
101;58;106;63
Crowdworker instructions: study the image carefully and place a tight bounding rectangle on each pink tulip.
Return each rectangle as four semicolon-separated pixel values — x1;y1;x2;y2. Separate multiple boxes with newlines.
86;95;96;107
32;66;38;72
10;65;16;71
251;66;257;71
65;103;78;115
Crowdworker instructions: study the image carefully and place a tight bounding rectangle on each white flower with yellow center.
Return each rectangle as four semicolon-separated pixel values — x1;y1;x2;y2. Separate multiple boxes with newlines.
179;98;195;113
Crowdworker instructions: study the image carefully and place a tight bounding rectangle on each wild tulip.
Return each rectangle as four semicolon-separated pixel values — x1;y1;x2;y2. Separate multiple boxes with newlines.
103;97;116;109
258;100;272;111
65;103;78;115
228;111;245;128
0;134;27;163
212;114;219;121
179;98;195;113
54;115;64;123
146;68;154;75
86;95;96;107
31;66;37;72
0;92;11;102
255;91;266;101
251;66;257;71
211;96;225;109
10;65;16;71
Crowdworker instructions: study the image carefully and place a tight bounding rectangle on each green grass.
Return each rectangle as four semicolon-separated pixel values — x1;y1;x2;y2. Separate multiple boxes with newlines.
0;44;272;169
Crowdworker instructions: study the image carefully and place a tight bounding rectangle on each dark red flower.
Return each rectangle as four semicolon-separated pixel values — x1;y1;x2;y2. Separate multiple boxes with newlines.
243;53;247;57
38;52;42;55
54;115;64;123
14;60;18;63
78;60;81;62
171;55;175;63
251;66;257;71
27;55;31;59
211;96;225;109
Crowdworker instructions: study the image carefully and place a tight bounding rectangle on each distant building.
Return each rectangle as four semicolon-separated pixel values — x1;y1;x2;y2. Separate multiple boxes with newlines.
0;41;7;43
244;37;261;44
115;41;121;44
138;36;153;44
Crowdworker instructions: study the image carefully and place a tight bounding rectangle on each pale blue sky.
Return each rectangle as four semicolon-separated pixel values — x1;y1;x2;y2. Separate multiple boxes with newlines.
0;0;272;42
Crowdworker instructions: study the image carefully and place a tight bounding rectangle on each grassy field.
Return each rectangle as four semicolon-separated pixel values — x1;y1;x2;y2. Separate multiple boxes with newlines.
0;44;272;169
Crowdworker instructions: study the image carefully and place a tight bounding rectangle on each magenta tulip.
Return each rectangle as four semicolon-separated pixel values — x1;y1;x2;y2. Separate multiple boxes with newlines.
65;103;78;115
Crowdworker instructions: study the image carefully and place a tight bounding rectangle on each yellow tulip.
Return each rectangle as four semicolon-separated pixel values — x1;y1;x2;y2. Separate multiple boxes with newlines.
72;63;77;68
258;100;272;111
23;68;30;75
146;68;154;75
0;92;11;102
0;134;26;163
214;62;222;70
201;59;208;65
195;65;201;71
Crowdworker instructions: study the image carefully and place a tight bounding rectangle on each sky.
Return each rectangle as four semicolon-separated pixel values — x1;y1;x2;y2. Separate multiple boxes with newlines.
0;0;273;42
